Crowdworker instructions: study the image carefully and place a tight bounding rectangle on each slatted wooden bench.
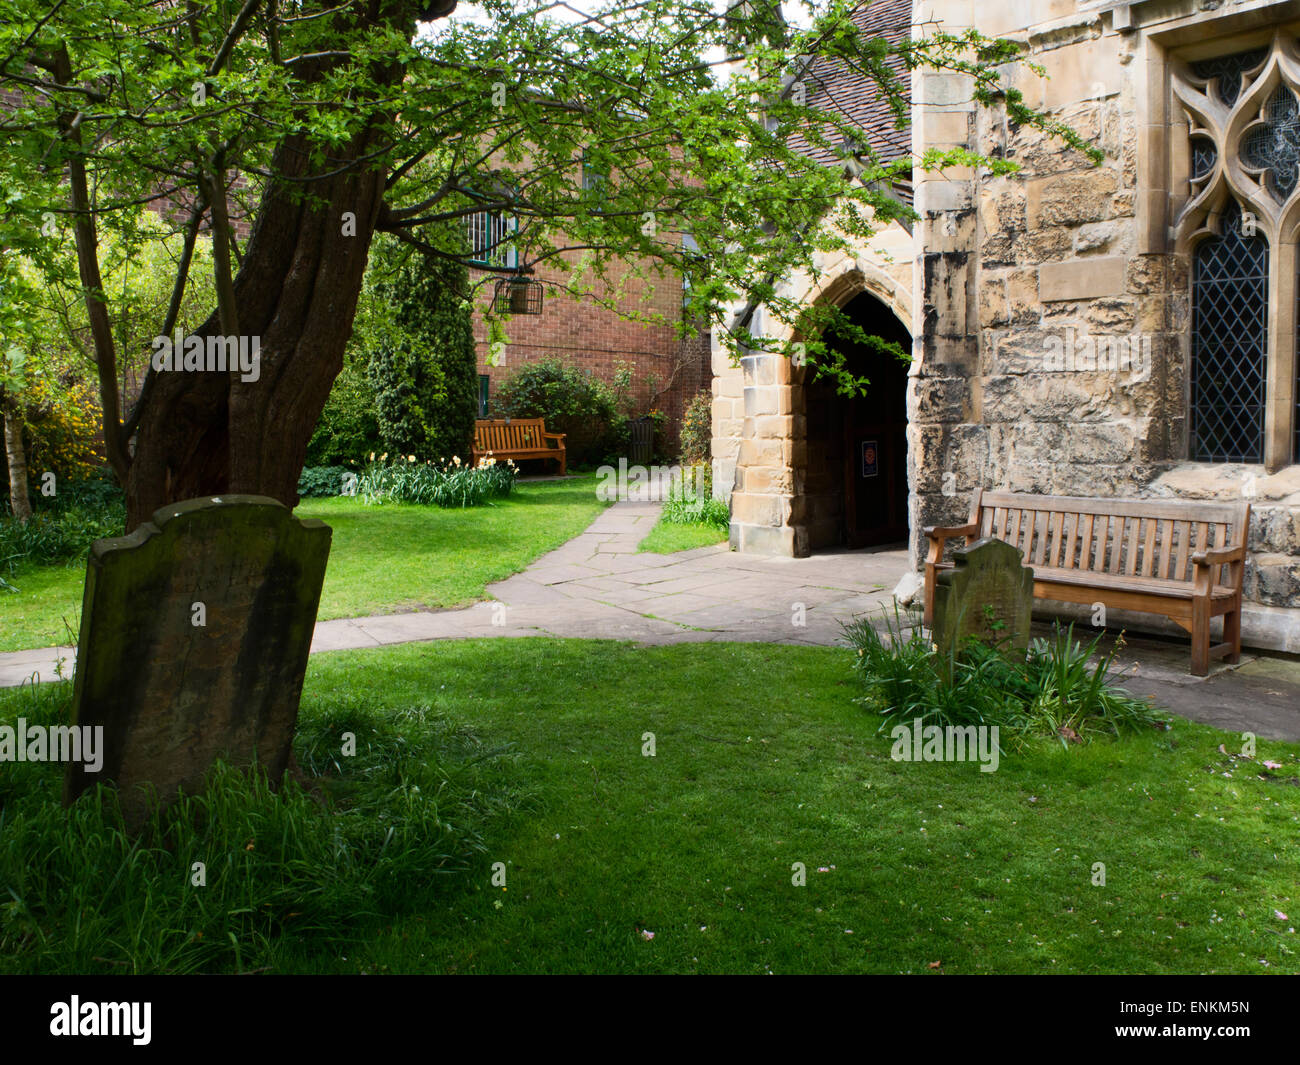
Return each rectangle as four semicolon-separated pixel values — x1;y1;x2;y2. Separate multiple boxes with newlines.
471;418;566;475
923;489;1251;676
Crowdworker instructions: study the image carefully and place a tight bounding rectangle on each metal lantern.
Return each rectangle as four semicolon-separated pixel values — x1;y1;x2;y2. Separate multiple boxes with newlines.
493;276;543;315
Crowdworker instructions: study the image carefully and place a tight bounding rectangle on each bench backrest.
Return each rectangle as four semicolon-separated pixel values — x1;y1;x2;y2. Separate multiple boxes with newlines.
474;418;548;452
973;490;1249;584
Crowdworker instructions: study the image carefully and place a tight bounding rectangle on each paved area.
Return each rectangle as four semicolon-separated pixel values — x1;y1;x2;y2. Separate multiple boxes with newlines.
2;499;1299;740
307;501;905;651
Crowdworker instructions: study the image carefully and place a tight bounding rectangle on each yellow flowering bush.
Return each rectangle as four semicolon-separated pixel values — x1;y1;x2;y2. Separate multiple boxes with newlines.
17;374;105;489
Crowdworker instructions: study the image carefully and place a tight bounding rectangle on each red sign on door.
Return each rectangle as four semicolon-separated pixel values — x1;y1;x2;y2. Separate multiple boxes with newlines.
861;440;878;478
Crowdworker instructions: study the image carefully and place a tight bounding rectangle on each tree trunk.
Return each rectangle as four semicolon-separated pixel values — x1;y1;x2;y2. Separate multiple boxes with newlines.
123;21;431;529
2;386;32;523
125;134;387;529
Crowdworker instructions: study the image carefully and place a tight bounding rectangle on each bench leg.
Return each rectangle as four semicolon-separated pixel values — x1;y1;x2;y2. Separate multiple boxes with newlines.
923;563;936;628
1223;605;1242;665
1191;599;1210;677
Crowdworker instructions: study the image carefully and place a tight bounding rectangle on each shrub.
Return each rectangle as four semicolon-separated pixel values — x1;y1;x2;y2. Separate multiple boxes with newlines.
305;360;382;467
0;472;124;576
12;375;104;493
297;466;355;498
365;240;477;463
493;357;619;468
305;235;476;467
357;456;517;507
843;609;1167;750
679;389;712;465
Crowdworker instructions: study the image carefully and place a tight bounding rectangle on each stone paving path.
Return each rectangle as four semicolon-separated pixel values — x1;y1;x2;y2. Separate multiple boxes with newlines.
307;500;905;652
0;501;905;689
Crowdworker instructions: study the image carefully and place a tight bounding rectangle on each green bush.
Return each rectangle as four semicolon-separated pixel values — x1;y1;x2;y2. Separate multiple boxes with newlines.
365;241;477;463
679;389;712;465
297;466;356;498
0;472;124;576
493;357;619;468
305;360;382;467
305;234;476;467
357;457;517;507
843;609;1167;750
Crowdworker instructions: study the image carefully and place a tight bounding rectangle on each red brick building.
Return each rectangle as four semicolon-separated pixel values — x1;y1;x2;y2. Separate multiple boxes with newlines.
465;208;711;451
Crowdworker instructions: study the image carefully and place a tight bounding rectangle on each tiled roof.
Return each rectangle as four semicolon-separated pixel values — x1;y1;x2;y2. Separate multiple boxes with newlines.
786;0;913;203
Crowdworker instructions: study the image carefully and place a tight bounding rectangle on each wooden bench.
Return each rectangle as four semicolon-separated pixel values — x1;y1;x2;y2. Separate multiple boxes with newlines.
923;489;1251;676
471;418;566;475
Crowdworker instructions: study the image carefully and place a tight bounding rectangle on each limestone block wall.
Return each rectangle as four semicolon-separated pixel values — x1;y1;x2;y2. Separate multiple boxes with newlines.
910;0;1300;650
711;227;912;556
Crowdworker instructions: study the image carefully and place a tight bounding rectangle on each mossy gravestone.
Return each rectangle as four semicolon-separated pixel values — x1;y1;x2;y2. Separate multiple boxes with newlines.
66;496;331;826
932;537;1034;657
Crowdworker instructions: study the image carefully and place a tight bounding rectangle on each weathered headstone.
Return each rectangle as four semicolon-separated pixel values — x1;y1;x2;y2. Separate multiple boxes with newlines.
931;537;1034;657
66;496;331;825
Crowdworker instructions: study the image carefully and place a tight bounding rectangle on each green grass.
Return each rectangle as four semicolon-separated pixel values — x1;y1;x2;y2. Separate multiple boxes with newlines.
637;518;729;554
0;566;85;653
300;473;607;618
0;475;608;651
5;639;1296;974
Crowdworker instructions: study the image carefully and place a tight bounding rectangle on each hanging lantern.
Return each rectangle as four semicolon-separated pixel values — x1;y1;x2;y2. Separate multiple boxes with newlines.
493;276;543;315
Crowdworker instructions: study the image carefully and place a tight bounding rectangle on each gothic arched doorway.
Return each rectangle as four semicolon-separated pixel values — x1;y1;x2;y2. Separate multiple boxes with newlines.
800;291;911;550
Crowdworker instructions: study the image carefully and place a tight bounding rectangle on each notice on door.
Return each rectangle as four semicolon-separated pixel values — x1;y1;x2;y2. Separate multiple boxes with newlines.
861;440;878;479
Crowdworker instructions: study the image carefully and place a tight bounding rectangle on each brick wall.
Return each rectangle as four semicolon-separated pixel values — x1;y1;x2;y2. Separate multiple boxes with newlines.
472;249;712;451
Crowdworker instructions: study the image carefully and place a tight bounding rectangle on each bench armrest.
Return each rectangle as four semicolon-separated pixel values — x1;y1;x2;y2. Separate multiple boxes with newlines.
923;522;979;565
543;432;566;445
1191;544;1246;567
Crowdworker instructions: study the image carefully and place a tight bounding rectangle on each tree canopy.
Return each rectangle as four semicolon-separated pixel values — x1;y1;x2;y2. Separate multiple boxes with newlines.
0;0;1089;525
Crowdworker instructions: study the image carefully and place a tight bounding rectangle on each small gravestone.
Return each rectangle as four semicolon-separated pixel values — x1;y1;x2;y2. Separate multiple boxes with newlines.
66;496;331;826
932;537;1034;657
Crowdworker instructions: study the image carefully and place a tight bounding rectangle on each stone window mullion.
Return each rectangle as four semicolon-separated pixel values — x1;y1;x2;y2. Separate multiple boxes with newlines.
1175;35;1300;470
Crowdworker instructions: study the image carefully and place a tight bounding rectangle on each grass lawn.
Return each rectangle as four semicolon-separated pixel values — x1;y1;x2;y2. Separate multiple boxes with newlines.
0;564;87;654
5;638;1295;974
637;518;729;554
0;475;607;652
300;473;607;619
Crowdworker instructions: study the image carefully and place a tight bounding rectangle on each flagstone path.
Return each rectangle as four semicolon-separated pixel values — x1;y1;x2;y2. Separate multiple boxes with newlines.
0;501;905;688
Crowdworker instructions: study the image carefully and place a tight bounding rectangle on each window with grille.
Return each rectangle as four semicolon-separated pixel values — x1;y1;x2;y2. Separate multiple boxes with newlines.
1191;202;1268;462
1176;37;1300;468
466;210;517;269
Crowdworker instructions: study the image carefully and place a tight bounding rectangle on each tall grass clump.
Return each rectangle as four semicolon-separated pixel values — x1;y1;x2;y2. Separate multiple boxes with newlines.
0;680;529;974
659;468;729;530
357;455;516;507
844;607;1166;750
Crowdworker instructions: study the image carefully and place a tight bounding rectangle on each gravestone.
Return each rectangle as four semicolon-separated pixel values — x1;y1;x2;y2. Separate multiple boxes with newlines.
931;537;1034;657
65;496;331;826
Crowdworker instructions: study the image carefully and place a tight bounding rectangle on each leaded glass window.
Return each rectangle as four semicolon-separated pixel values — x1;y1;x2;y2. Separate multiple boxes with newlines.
1191;202;1268;463
1176;36;1300;468
1190;48;1266;106
1242;85;1300;201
